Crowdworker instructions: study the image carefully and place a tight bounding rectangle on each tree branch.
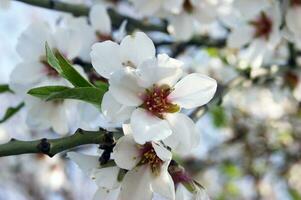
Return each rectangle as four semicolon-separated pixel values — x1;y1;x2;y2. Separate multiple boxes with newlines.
13;0;167;32
0;129;121;157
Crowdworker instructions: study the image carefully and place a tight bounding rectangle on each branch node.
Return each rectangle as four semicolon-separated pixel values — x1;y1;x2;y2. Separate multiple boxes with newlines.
37;138;51;154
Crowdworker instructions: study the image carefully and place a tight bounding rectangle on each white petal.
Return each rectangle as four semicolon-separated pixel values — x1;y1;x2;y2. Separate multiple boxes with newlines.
151;162;175;200
49;102;69;134
90;4;111;35
176;184;193;200
168;14;195;41
157;54;184;86
16;22;52;60
92;166;120;188
129;0;161;16
109;68;144;106
53;27;82;60
112;135;140;170
152;142;172;162
122;124;132;135
120;32;155;68
101;91;135;123
164;113;200;155
9;61;45;94
130;108;172;144
91;41;122;79
169;73;217;109
286;7;301;36
119;166;153;200
136;58;181;88
67;152;100;176
93;187;120;200
227;26;254;49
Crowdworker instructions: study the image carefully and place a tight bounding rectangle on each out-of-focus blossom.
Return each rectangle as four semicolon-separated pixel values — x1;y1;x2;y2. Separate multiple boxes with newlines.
226;1;282;68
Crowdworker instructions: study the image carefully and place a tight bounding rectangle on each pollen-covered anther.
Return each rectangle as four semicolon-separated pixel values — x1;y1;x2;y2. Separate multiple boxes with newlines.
141;85;180;118
138;143;163;175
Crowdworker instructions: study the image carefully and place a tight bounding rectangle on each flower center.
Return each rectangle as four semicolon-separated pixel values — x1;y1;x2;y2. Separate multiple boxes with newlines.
96;31;113;41
141;85;180;118
183;0;194;13
249;12;273;40
138;143;163;175
40;58;59;78
291;0;301;6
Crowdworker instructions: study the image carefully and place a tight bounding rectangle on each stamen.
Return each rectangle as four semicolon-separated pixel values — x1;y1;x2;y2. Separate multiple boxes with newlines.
138;143;163;175
249;12;273;40
141;84;180;118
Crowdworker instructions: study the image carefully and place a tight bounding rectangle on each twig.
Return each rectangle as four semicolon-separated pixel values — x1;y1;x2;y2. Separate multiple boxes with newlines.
13;0;167;32
0;129;121;157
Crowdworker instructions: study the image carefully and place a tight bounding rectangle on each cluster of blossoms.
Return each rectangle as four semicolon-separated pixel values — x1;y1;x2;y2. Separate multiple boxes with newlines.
69;31;217;199
7;3;217;199
4;0;301;199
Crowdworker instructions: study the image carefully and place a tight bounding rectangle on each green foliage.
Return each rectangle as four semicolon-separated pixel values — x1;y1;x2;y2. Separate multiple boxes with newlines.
0;102;24;123
210;105;227;128
28;86;108;108
28;86;70;99
0;84;12;94
289;188;301;200
221;163;242;178
45;42;94;87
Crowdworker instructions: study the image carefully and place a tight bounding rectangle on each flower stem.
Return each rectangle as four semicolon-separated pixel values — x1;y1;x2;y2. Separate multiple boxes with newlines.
0;129;121;157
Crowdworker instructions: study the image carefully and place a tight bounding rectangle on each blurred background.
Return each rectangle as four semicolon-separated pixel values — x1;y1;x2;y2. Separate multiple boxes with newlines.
1;1;301;200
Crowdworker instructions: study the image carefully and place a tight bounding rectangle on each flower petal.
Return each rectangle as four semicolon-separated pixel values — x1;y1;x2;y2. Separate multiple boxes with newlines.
164;113;200;155
89;4;111;35
131;108;172;144
227;26;254;49
109;68;144;106
151;162;175;200
169;73;217;109
136;58;181;88
152;142;172;162
67;152;100;176
120;32;155;68
119;166;153;200
92;166;120;188
91;41;122;79
101;91;135;123
93;187;120;200
16;22;52;60
112;135;140;170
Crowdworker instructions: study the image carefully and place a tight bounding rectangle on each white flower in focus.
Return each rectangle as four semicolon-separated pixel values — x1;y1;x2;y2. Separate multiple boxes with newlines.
227;1;282;68
67;152;121;200
102;54;217;154
283;1;301;47
112;134;175;200
91;31;155;79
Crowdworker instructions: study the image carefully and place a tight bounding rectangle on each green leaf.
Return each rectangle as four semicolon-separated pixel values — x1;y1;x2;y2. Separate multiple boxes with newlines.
45;42;94;88
0;102;24;123
93;80;109;91
289;188;301;200
210;105;227;128
46;87;107;107
28;86;70;99
0;84;12;94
